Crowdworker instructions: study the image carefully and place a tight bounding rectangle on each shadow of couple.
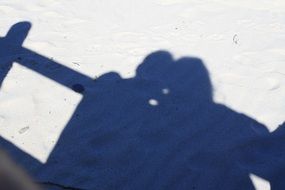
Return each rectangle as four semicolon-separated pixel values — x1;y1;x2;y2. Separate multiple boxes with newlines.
1;22;285;190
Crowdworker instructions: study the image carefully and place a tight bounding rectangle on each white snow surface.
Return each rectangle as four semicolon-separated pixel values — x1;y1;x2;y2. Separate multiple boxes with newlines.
0;0;285;189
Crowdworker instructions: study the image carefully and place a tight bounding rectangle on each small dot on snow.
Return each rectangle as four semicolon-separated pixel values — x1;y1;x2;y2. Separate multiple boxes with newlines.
149;99;159;106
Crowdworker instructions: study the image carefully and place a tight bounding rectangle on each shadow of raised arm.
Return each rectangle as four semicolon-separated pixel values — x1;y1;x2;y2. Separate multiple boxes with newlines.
0;21;94;92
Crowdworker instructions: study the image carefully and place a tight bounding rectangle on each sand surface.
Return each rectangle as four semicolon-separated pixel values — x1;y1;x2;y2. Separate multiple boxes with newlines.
1;0;285;189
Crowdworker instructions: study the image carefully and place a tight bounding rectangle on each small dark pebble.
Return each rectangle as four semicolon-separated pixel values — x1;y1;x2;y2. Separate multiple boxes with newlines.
72;84;85;93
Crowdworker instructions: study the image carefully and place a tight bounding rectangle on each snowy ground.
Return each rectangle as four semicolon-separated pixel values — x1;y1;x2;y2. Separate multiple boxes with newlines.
1;0;285;189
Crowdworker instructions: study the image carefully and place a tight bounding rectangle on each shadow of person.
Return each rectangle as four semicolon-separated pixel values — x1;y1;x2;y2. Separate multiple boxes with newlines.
33;51;270;190
0;22;283;190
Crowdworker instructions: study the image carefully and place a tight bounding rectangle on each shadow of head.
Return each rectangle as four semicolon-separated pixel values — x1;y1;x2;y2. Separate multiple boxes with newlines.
136;50;212;103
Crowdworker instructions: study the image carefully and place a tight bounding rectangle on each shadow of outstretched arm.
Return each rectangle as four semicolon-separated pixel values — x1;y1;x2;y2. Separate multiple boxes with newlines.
19;47;94;92
0;21;94;93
